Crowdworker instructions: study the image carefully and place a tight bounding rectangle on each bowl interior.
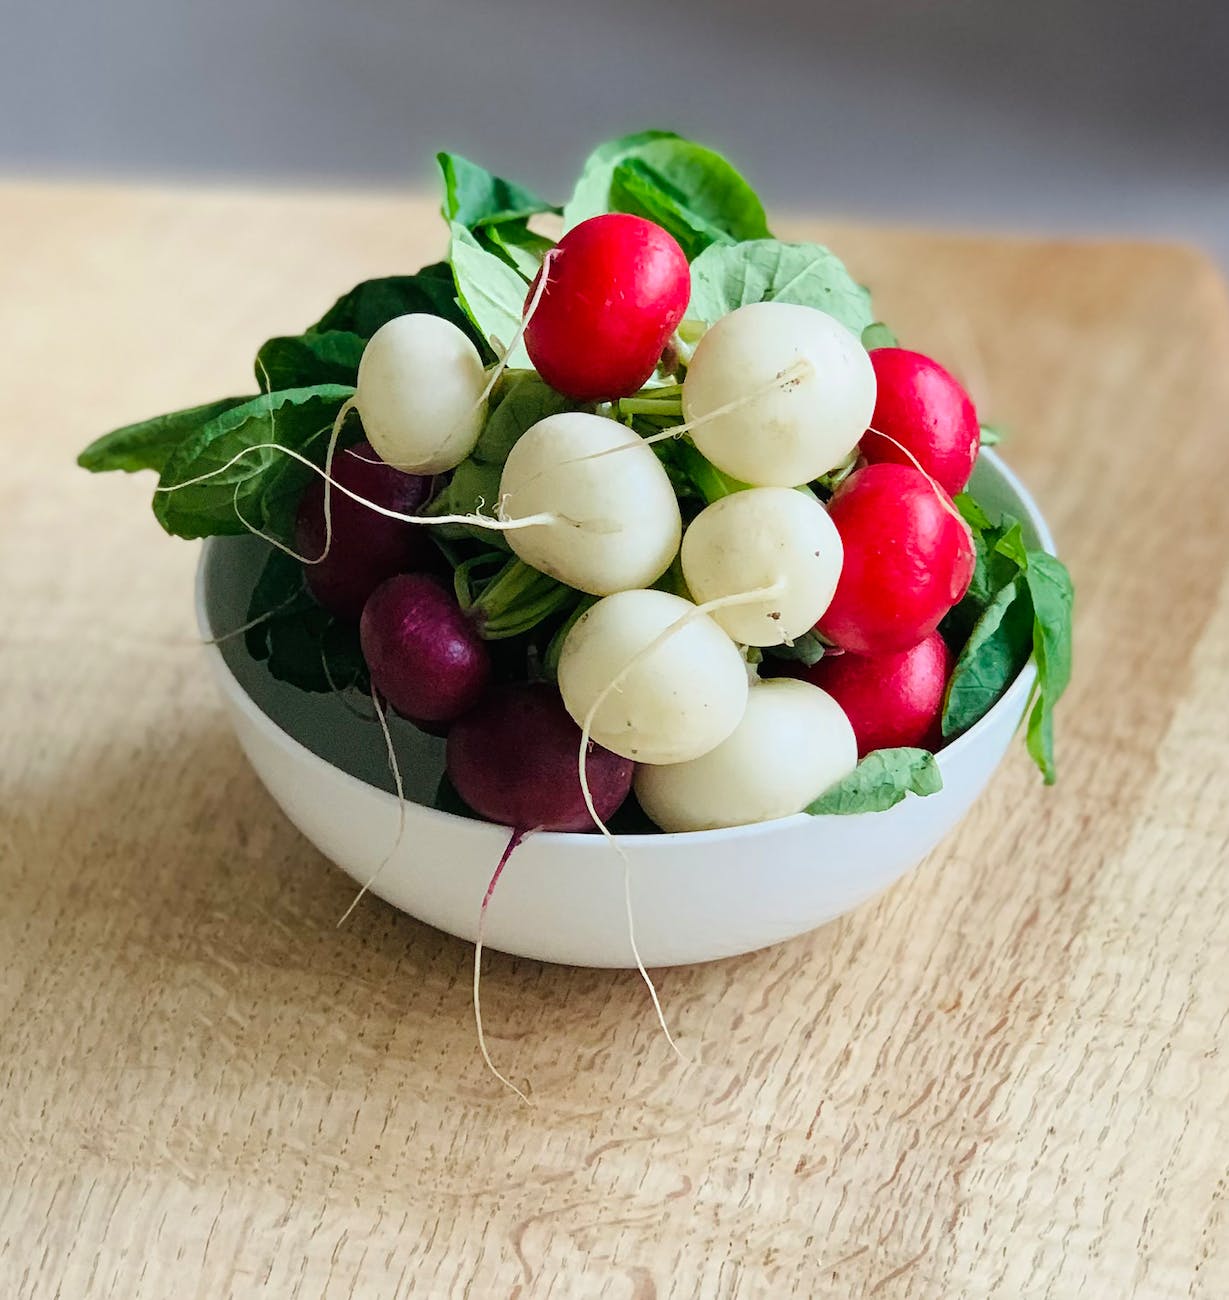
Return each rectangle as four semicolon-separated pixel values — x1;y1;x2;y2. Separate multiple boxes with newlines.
200;451;1052;816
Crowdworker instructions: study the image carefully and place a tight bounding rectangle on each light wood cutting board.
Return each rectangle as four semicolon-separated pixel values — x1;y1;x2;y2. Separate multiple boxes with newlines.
1;182;1226;1299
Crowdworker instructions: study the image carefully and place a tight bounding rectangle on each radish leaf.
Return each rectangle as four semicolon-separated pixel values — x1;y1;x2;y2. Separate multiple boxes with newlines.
310;264;476;343
437;151;556;230
688;239;874;335
255;330;365;392
78;395;254;475
807;748;942;815
244;548;369;695
448;224;533;368
153;385;353;539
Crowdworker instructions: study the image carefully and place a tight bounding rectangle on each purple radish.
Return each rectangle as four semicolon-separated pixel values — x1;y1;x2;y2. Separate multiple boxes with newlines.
295;440;435;620
360;574;491;724
445;682;635;1100
446;682;634;831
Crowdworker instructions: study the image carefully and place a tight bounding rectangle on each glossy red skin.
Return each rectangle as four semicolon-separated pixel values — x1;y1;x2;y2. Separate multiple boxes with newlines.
861;348;980;495
446;683;634;831
295;441;435;621
796;631;952;757
524;213;690;401
816;463;975;655
359;574;491;724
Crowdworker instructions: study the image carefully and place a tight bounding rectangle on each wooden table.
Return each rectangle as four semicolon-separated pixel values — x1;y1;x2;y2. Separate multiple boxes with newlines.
2;182;1227;1299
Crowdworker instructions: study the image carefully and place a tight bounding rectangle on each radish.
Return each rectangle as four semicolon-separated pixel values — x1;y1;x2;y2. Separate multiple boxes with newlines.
294;441;435;620
445;683;637;1101
681;302;876;487
635;678;857;832
680;487;843;645
359;573;490;723
524;213;690;401
795;631;952;757
499;411;682;595
356;314;488;473
556;589;748;764
817;463;975;655
446;683;634;831
861;348;980;495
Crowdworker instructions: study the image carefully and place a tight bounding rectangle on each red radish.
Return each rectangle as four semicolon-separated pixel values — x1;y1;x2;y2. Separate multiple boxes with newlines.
447;683;634;830
817;463;975;655
861;348;980;495
795;631;953;757
523;213;690;401
295;441;435;620
360;574;490;723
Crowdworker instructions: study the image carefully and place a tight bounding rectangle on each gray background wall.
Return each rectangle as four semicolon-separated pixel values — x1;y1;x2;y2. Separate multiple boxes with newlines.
6;0;1228;256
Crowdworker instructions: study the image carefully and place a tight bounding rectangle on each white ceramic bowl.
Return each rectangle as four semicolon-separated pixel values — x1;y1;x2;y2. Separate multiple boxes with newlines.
197;451;1053;968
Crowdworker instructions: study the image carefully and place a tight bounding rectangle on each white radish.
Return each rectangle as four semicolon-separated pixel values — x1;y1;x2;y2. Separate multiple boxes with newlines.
680;487;843;645
500;412;682;596
682;302;876;487
557;589;748;764
635;678;858;832
357;314;488;474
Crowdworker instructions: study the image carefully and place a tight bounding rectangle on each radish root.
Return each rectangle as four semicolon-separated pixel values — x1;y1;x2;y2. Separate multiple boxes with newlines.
574;580;788;1061
155;439;569;565
473;828;534;1104
336;688;407;928
864;425;973;536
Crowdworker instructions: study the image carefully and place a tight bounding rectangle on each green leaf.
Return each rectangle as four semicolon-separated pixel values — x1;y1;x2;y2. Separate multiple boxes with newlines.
942;576;1035;737
473;374;578;465
1023;552;1074;783
564;132;769;253
543;596;598;679
953;491;994;532
255;330;366;392
429;458;510;550
309;263;476;344
244;548;369;696
953;506;1027;620
609;151;768;260
979;423;1005;447
467;555;578;640
437;151;555;229
609;158;739;261
687;240;874;336
806;748;942;816
993;521;1030;570
670;439;750;504
563;129;681;228
153;385;353;540
861;321;898;350
764;631;827;667
78;395;254;475
448;224;532;368
478;221;555;278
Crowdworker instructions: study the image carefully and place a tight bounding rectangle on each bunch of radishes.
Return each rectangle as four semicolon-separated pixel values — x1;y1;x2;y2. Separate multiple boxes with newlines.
290;211;984;835
81;130;1071;845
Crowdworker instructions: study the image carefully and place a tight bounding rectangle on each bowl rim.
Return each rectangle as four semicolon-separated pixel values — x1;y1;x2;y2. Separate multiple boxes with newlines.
196;449;1054;849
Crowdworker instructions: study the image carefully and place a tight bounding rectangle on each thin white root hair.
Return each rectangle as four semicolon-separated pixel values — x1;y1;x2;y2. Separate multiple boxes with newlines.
201;583;307;645
155;440;562;560
336;689;407;928
473;828;534;1104
320;649;378;721
864;425;971;534
475;247;559;410
516;356;815;492
575;579;788;1062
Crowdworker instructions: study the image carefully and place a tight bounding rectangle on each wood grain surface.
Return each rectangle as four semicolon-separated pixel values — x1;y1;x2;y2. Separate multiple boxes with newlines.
1;182;1227;1299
